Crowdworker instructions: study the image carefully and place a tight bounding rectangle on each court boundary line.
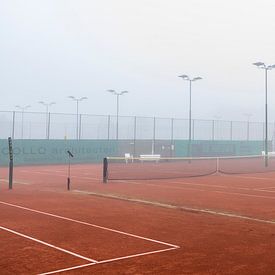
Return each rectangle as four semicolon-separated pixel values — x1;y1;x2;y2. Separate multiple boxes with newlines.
0;201;179;249
127;179;275;193
0;201;179;274
114;180;275;200
73;190;275;226
0;222;178;275
0;178;31;185
0;225;98;263
218;174;275;181
40;247;177;275
18;170;99;181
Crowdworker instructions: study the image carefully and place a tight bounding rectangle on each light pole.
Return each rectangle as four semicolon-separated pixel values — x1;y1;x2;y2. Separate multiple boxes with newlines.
178;75;202;157
243;113;252;141
38;101;56;139
68;96;88;140
253;62;275;166
15;105;31;139
107;90;128;140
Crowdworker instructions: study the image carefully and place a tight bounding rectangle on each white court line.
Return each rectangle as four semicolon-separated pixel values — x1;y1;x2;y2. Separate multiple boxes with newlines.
0;178;31;185
0;201;179;274
0;201;178;249
171;180;275;195
40;247;178;275
74;190;275;226
224;174;275;181
19;170;99;181
256;186;275;191
0;225;98;263
117;176;275;192
114;180;275;200
157;180;258;191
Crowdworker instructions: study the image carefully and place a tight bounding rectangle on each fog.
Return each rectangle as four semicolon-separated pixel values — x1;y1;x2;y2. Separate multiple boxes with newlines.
1;0;275;122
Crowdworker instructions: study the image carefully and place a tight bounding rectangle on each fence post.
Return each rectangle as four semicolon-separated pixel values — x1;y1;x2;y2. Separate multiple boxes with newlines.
171;118;174;157
78;114;82;140
107;115;110;140
247;120;250;141
212;120;215;140
133;116;137;157
230;121;233;140
192;119;195;140
12;111;15;140
152;117;156;154
47;112;51;139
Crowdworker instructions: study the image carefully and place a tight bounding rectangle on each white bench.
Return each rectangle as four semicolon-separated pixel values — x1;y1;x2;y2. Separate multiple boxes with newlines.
139;154;161;162
261;151;275;156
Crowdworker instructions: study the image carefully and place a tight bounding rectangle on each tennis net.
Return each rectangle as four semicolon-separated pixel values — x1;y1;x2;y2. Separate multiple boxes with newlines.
103;155;275;182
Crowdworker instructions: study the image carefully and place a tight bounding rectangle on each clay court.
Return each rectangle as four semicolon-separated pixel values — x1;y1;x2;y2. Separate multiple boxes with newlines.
1;162;275;274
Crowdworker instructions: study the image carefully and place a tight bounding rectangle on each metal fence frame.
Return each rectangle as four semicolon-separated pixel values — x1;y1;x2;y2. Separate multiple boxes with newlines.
0;111;274;144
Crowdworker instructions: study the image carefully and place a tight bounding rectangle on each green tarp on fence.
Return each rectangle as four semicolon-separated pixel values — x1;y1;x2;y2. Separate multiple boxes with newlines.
0;139;118;166
0;139;267;166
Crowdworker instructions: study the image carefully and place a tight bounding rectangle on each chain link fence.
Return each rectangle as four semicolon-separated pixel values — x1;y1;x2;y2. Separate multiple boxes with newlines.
0;111;274;142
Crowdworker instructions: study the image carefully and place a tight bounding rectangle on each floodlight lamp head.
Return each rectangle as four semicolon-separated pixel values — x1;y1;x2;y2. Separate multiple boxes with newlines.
107;89;115;94
38;101;45;105
80;97;88;101
68;96;75;100
192;77;202;81
121;91;128;94
178;74;189;80
267;64;275;70
253;62;265;67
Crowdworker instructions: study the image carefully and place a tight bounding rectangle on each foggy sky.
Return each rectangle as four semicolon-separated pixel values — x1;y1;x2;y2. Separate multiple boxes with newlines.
1;0;275;122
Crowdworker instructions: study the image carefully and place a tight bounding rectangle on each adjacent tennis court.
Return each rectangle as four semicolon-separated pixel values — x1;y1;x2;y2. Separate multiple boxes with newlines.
1;157;275;274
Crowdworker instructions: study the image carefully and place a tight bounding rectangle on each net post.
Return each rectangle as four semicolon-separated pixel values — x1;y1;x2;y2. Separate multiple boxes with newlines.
103;157;108;183
67;150;74;190
67;177;70;191
216;156;220;173
8;137;13;190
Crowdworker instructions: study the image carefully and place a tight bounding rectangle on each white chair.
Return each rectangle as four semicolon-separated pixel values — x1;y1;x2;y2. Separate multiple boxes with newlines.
125;153;133;163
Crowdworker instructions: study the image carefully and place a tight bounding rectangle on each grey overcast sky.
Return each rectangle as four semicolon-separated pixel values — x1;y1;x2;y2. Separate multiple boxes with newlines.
1;0;275;122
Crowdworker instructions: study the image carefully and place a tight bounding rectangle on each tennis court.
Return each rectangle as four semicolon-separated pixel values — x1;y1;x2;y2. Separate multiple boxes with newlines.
1;156;275;274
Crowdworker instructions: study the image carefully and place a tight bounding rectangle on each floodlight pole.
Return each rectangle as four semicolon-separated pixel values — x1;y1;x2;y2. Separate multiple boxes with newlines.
253;62;275;166
15;105;31;139
68;96;88;140
107;90;129;140
178;75;202;158
38;101;55;139
265;68;268;165
188;80;192;149
116;93;119;139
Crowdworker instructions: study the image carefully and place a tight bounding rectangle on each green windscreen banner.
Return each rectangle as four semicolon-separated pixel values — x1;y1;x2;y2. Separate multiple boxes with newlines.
0;139;268;166
0;139;118;166
174;140;266;157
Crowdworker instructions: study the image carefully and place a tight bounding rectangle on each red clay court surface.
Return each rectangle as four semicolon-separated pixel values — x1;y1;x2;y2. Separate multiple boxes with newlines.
1;163;275;274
